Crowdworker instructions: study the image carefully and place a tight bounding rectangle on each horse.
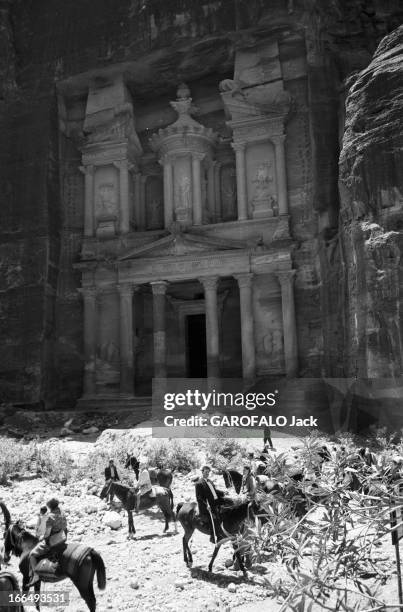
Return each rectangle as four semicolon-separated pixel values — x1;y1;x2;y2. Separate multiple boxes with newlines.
223;469;279;495
0;571;24;612
3;521;106;612
100;481;177;538
176;498;259;576
124;455;174;489
222;469;242;494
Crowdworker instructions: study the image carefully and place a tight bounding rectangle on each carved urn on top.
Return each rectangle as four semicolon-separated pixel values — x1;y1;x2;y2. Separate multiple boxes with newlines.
150;83;217;229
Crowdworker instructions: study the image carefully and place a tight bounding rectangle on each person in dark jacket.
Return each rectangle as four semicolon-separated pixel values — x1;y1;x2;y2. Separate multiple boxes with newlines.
104;459;120;502
28;498;67;586
195;466;225;543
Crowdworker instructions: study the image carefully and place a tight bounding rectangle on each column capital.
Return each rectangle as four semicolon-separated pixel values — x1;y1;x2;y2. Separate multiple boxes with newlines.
271;134;287;146
231;142;246;152
150;280;168;295
199;276;219;291
78;286;97;299
117;283;136;298
113;159;134;171
160;153;175;166
276;269;296;287
79;164;95;176
192;152;206;162
234;273;254;289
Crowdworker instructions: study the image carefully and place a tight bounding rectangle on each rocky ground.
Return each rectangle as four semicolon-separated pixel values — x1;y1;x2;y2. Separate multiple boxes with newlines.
0;431;401;612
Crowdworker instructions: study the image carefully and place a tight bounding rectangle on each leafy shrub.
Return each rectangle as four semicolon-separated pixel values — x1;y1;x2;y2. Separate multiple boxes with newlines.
0;437;35;484
205;437;247;471
143;439;200;472
34;441;74;484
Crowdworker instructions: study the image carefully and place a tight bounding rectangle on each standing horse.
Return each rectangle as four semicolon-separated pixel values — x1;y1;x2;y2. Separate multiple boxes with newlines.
176;498;257;576
0;571;24;612
100;481;177;538
3;522;106;612
124;455;174;488
222;469;243;494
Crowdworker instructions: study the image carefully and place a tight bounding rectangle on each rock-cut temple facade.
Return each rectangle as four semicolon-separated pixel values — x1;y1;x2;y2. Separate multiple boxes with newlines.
75;64;298;407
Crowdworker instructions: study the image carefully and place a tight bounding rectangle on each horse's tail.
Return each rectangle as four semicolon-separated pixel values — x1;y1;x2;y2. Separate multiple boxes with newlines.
91;550;106;590
0;501;11;530
168;488;174;511
176;502;184;520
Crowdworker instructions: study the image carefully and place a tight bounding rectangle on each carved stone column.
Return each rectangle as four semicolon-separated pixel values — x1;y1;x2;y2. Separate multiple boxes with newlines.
151;281;168;379
235;273;256;380
200;276;220;379
272;135;289;215
118;283;135;395
214;162;222;221
192;153;204;226
79;286;98;395
207;161;216;223
133;172;142;231
163;158;174;228
115;160;131;234
232;143;248;221
277;270;298;377
79;165;95;237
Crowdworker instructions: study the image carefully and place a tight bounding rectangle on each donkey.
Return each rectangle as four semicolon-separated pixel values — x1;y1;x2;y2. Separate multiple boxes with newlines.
100;481;177;538
3;521;105;612
176;498;259;576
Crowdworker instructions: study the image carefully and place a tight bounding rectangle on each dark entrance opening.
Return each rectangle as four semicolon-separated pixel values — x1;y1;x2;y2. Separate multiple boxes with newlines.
186;313;207;378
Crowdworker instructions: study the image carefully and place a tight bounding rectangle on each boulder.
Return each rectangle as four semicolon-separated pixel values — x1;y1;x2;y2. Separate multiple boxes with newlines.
103;511;122;530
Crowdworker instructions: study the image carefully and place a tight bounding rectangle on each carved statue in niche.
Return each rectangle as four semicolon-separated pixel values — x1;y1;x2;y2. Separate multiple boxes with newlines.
251;161;276;218
98;340;119;363
262;328;283;357
97;182;117;218
221;164;237;221
175;175;192;224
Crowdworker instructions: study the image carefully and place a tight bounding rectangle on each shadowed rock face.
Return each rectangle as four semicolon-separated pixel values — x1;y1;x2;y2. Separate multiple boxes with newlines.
339;26;403;379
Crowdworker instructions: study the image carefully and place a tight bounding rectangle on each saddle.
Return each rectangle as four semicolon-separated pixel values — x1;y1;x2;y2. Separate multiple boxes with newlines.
35;543;92;583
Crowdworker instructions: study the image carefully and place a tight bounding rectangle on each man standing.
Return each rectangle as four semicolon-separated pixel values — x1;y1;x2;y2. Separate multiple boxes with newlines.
263;427;274;450
104;459;120;503
195;465;225;544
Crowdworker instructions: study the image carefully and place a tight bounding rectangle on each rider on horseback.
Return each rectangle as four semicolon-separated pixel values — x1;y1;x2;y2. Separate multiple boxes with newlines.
195;466;225;544
135;458;152;511
28;498;67;587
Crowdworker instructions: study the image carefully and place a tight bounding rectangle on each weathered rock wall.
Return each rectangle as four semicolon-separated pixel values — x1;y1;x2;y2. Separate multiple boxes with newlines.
339;24;403;378
0;0;402;407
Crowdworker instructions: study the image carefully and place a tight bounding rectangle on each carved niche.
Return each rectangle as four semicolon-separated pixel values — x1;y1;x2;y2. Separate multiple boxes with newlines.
220;163;237;221
94;165;119;238
246;143;278;219
145;175;164;230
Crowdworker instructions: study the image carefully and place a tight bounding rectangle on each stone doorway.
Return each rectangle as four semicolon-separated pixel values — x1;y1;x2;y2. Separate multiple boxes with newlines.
186;313;207;378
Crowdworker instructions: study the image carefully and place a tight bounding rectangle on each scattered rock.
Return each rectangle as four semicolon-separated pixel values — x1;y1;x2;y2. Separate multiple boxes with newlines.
228;583;237;593
103;511;122;530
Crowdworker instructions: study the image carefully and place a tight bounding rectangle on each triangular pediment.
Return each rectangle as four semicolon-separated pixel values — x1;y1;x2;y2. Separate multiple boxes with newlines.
118;230;249;261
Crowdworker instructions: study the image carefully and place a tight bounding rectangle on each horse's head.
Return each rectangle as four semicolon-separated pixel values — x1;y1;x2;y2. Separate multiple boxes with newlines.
100;480;112;500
